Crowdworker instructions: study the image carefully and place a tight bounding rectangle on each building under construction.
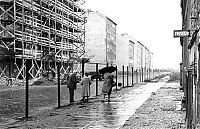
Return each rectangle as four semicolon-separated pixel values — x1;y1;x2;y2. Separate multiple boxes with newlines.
0;0;86;84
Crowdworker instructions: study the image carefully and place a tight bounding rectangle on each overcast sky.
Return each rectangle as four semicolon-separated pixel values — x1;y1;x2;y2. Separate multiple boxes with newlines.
85;0;182;70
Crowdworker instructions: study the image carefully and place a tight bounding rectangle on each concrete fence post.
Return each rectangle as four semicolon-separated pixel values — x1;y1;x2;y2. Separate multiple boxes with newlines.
127;66;128;87
96;63;98;96
57;63;61;108
116;65;118;90
122;65;124;88
25;62;29;119
132;67;133;85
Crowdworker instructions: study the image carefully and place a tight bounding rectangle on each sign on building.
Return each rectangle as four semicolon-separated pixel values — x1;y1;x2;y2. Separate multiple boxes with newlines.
173;30;190;37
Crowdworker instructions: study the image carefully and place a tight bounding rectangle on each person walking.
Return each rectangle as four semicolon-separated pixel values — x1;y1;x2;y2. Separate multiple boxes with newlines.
101;72;115;102
80;72;92;102
67;71;78;103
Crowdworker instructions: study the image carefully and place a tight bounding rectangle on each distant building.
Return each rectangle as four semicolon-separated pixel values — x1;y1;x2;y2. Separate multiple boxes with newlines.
116;33;153;71
116;33;136;71
135;41;153;70
85;10;117;65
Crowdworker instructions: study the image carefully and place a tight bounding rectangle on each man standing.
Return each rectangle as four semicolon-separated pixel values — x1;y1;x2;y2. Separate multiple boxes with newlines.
67;72;78;103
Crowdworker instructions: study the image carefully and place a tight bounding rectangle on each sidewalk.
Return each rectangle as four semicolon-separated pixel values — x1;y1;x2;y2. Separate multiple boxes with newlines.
0;77;185;129
121;81;186;129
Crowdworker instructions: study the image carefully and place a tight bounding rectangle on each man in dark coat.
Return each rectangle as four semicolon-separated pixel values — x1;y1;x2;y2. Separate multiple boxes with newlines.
67;72;78;103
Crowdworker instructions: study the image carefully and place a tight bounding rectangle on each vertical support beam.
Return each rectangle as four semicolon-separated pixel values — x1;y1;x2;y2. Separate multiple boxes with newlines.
22;0;25;80
96;63;98;96
14;0;16;63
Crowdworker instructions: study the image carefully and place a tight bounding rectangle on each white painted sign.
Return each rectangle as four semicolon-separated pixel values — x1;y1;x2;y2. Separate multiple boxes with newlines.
173;30;190;37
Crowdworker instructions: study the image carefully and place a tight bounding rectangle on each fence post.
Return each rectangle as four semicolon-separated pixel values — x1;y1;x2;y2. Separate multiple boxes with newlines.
144;68;145;80
25;62;29;119
149;69;150;79
142;68;143;82
127;66;128;87
132;67;133;85
96;63;98;96
136;69;138;83
81;60;85;78
116;65;117;90
152;69;154;78
145;68;147;80
146;68;148;79
149;69;151;79
57;63;61;108
122;65;124;88
139;69;141;82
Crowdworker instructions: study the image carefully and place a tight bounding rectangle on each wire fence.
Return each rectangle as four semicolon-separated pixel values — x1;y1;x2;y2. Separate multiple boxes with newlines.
0;63;165;119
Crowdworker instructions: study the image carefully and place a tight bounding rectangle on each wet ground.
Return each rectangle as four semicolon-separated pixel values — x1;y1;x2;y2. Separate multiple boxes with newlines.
81;81;167;129
121;82;185;129
0;74;142;119
1;76;168;129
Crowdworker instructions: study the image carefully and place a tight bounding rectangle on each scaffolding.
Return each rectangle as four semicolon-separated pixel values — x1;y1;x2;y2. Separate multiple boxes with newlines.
0;0;86;84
